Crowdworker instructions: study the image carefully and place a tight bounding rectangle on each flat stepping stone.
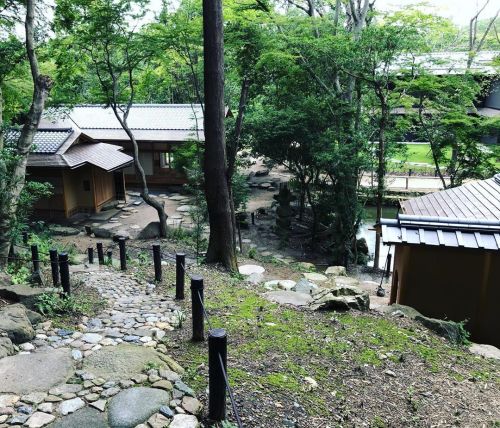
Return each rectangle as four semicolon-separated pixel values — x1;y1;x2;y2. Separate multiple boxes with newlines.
83;344;163;381
49;407;108;428
264;291;312;306
0;349;73;394
303;272;328;282
238;264;265;276
169;195;189;201
176;205;195;212
108;387;170;427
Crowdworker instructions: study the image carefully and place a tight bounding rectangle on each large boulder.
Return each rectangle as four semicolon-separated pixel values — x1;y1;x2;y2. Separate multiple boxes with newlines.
0;303;35;343
0;284;47;311
0;349;74;394
308;285;370;311
137;222;161;240
0;336;15;358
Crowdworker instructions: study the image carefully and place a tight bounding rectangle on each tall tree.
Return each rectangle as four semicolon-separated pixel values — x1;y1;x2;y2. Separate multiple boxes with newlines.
202;0;237;270
0;0;53;265
54;0;168;237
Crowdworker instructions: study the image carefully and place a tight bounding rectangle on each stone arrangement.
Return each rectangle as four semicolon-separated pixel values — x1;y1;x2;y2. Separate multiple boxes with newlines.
0;268;202;428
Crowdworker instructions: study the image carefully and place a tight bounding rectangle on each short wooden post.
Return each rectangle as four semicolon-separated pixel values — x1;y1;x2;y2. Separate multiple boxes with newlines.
22;231;29;245
31;244;40;274
97;242;104;265
106;250;112;265
119;237;127;271
85;225;92;236
175;253;185;300
191;275;204;341
208;328;227;422
87;247;94;264
59;252;70;296
251;212;255;225
405;177;409;190
49;249;59;286
153;244;162;282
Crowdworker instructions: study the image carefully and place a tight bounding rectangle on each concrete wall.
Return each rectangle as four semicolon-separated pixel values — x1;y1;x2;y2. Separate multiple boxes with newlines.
391;244;500;347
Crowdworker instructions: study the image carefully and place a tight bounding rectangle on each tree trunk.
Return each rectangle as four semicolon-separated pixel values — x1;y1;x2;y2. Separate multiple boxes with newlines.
227;78;250;252
373;90;387;270
202;0;238;271
112;110;168;237
0;0;53;266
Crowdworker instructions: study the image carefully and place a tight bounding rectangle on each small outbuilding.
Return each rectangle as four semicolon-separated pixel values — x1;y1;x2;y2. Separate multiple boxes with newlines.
381;174;500;347
8;126;133;219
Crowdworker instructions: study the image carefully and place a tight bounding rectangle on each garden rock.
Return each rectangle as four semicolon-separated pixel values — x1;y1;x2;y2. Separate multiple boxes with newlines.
324;266;346;277
25;411;55;428
58;398;85;416
302;273;328;283
0;272;12;286
308;286;370;311
107;387;170;427
0;337;15;358
0;349;73;394
0;285;47;311
0;303;35;343
93;224;122;239
176;205;194;213
83;344;163;381
414;315;465;344
112;230;130;241
292;279;318;295
469;343;500;360
169;414;199;428
137;222;161;240
238;264;265;276
49;406;108;428
264;290;312;307
49;226;80;237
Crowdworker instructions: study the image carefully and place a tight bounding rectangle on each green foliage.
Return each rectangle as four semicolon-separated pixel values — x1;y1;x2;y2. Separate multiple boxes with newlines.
5;264;30;285
35;292;92;317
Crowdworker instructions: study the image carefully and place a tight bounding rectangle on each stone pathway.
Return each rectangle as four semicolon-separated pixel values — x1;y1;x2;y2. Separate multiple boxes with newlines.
0;268;201;428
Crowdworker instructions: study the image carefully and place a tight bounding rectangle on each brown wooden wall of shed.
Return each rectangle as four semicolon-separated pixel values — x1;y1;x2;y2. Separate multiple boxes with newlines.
28;167;66;218
390;244;500;347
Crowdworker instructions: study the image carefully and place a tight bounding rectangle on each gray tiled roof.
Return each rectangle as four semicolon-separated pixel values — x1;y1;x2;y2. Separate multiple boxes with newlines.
5;128;73;154
381;174;500;251
69;104;204;131
41;104;206;142
63;143;133;171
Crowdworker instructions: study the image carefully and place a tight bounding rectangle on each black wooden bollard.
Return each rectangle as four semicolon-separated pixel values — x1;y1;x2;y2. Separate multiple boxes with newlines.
191;275;204;341
119;237;127;271
175;253;185;300
107;250;113;265
22;231;29;245
88;247;94;264
153;244;162;282
409;168;412;176
251;212;255;225
386;253;392;277
59;252;70;296
97;242;104;265
31;244;40;274
85;225;92;236
208;328;227;422
49;249;59;286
